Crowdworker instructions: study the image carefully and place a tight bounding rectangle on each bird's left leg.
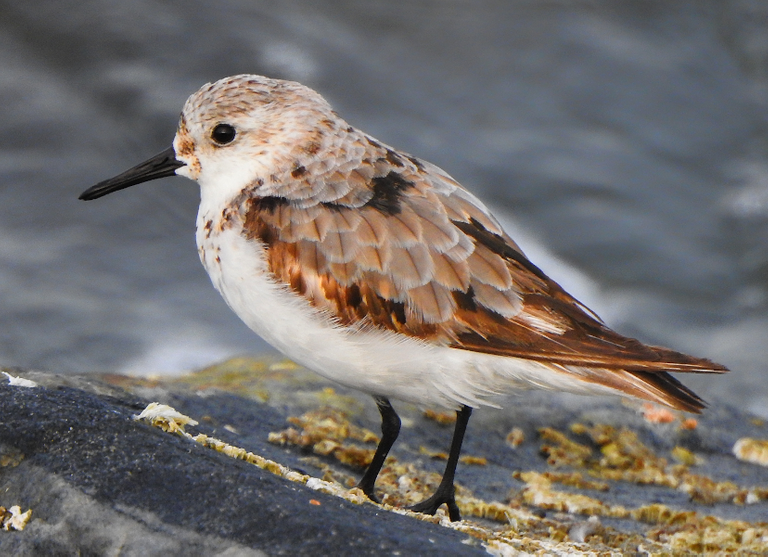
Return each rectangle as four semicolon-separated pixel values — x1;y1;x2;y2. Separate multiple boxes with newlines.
408;405;472;521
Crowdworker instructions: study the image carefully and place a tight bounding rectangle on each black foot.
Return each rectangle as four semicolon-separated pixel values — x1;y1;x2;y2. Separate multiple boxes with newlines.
362;489;382;504
408;405;473;522
408;482;461;521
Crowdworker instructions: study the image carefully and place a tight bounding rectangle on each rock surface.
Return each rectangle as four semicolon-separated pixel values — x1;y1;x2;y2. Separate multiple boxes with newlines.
1;359;767;555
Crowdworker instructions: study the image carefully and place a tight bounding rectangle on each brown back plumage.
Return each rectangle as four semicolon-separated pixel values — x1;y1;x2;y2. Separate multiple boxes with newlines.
235;129;726;413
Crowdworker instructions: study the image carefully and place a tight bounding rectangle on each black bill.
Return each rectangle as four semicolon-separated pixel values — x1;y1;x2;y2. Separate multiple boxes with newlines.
79;146;185;200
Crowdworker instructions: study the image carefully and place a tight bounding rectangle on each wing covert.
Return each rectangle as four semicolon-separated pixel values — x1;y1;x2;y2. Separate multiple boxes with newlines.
242;137;727;378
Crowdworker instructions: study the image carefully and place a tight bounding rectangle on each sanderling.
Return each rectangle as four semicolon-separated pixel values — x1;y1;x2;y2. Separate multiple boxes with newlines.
80;74;728;521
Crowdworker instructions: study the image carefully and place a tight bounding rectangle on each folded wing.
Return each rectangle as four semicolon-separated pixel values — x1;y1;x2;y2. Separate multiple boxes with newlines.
243;135;728;412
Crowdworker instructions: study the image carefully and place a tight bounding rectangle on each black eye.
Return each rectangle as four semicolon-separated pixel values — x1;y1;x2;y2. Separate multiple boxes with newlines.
211;123;236;145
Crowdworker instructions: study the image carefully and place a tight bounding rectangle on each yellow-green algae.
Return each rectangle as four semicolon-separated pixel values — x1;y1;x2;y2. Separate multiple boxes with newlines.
0;505;32;532
734;438;768;468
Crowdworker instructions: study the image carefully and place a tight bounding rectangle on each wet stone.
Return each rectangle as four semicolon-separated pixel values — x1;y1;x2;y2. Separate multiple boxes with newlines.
1;359;767;555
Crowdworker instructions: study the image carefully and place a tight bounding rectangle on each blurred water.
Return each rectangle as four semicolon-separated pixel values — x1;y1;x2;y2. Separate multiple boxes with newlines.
1;1;767;414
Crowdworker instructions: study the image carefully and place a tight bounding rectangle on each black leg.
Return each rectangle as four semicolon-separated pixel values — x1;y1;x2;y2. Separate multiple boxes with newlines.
409;405;472;521
357;397;401;502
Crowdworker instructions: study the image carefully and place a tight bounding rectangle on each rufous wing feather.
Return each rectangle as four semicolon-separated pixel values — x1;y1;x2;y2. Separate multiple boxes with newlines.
242;136;727;412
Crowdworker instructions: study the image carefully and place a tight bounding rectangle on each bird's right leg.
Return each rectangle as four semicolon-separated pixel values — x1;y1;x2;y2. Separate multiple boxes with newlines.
357;397;401;502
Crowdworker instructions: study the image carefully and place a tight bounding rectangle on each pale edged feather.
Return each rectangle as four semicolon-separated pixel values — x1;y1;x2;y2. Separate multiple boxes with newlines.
431;251;471;291
313;176;355;203
318;230;362;264
285;218;324;242
467;244;513;290
470;279;523;318
357;244;391;273
385;205;423;247
361;271;407;302
444;231;475;263
388;244;435;290
407;194;459;253
407;281;457;324
356;210;391;246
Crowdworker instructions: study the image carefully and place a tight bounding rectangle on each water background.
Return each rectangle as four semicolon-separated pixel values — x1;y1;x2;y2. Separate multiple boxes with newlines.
2;1;767;414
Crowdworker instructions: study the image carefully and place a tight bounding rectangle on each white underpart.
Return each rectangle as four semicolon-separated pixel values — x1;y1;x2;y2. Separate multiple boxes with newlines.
196;212;618;410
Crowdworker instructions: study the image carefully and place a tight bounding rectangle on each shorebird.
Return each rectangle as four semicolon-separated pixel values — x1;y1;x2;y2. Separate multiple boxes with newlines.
80;75;728;521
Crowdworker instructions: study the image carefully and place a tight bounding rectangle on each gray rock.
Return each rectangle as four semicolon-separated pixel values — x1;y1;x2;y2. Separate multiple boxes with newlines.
0;372;485;555
1;363;767;554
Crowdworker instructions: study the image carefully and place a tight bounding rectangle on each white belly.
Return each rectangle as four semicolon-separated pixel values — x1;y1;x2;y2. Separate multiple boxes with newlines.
196;222;619;409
